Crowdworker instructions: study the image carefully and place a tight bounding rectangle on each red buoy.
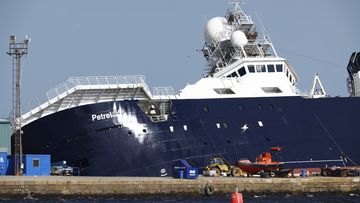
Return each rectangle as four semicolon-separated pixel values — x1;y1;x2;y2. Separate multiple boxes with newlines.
230;188;243;203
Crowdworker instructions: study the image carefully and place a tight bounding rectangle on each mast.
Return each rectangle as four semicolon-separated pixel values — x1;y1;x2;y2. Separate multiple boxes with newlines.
7;35;30;176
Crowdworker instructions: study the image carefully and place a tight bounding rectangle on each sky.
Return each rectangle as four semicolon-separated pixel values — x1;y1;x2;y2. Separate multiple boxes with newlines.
0;0;359;118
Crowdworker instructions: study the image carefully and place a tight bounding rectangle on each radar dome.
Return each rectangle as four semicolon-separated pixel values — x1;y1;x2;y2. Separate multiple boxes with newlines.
204;17;227;43
230;30;248;48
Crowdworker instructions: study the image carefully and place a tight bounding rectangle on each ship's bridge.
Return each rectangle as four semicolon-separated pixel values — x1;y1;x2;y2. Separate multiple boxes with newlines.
178;57;300;99
178;2;302;99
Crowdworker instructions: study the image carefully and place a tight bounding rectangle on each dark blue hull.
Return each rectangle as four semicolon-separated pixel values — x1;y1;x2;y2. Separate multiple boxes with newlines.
21;96;360;176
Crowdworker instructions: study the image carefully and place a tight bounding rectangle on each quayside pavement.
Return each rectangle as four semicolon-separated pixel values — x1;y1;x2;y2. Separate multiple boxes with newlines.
0;176;359;197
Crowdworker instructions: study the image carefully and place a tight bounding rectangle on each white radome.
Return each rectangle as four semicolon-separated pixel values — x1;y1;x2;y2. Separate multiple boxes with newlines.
204;17;228;43
230;30;248;48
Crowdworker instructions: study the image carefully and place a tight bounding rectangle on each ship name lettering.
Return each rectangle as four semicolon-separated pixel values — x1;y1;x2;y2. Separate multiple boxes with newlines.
91;112;114;122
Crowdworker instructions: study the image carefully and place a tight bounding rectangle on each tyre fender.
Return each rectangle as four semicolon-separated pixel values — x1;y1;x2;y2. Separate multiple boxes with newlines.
204;184;215;196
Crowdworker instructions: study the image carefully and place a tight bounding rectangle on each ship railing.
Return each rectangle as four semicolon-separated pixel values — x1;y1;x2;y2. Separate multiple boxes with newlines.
45;75;152;101
152;87;175;99
22;75;153;121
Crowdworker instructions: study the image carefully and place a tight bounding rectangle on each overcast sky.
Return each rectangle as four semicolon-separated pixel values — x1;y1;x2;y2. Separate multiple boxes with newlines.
0;0;359;117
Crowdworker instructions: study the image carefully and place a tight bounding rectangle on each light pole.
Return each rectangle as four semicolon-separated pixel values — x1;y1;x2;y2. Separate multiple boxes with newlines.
7;35;30;176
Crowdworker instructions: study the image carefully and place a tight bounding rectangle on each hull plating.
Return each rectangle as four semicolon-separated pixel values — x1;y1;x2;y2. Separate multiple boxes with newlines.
22;96;360;176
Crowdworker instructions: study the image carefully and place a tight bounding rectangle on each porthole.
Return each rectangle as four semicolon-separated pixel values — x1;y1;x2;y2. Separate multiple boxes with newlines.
222;122;229;128
203;106;209;112
238;105;244;111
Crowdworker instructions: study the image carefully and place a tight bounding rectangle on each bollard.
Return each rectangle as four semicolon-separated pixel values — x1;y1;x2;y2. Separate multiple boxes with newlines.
179;170;184;179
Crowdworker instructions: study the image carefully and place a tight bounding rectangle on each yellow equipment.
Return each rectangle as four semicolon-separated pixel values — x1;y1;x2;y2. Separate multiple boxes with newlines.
205;156;243;177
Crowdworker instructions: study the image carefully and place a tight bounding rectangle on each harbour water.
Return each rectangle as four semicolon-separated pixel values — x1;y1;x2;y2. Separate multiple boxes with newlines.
2;193;360;202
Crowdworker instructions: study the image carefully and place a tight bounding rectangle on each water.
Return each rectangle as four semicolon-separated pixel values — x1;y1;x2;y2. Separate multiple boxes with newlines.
1;193;360;203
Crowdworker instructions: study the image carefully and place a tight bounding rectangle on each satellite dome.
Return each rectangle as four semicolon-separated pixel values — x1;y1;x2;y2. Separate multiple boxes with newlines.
230;30;248;48
204;17;228;43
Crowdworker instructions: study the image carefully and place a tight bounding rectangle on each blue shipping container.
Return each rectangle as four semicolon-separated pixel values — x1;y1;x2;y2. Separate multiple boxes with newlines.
23;154;51;176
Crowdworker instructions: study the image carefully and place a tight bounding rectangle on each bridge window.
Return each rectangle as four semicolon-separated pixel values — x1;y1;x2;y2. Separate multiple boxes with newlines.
248;65;255;73
226;71;239;78
276;64;283;72
238;67;246;77
256;65;266;73
267;64;275;72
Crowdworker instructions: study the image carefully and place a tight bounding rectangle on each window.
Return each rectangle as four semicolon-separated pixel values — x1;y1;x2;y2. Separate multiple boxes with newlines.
227;71;239;78
203;106;209;112
256;65;266;72
230;72;238;78
33;159;40;167
238;67;246;77
222;122;229;128
289;75;293;83
261;87;283;93
214;88;235;94
267;64;275;72
275;64;283;72
248;65;255;73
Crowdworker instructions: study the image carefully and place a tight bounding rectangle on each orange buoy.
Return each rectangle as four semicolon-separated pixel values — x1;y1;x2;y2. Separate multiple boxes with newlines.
230;188;243;203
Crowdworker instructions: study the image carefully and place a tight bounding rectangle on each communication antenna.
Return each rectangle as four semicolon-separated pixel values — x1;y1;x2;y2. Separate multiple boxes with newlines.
228;1;246;8
7;35;30;176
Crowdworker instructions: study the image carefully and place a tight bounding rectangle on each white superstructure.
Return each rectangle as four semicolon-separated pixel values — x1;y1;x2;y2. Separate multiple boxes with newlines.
178;2;300;99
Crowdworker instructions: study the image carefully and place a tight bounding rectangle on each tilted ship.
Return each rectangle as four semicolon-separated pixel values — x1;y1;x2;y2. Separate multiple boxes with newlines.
20;3;360;176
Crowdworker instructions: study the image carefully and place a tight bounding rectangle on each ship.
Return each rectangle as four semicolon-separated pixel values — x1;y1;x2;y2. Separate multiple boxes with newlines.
19;3;360;176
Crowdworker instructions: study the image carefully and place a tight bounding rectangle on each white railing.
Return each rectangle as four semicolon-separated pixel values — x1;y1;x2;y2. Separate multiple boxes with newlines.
152;87;175;97
25;75;153;113
45;75;151;101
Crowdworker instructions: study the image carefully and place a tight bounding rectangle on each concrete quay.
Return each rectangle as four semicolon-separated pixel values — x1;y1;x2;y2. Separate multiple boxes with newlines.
0;176;359;197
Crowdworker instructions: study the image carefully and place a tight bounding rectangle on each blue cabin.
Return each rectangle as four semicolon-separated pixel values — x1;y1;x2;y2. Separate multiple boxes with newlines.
22;154;50;176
